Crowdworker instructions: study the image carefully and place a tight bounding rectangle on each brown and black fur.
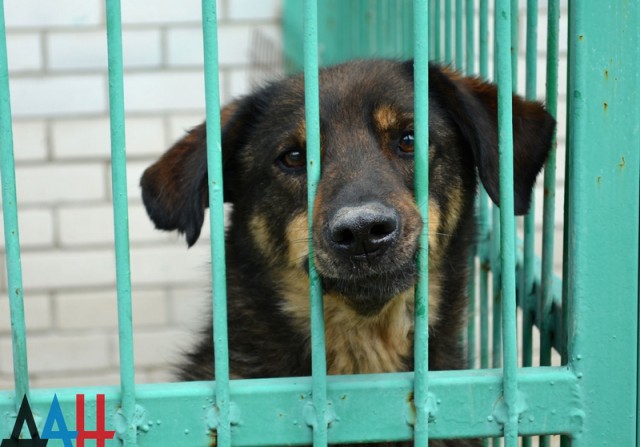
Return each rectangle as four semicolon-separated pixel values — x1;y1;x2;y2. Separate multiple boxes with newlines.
141;60;555;446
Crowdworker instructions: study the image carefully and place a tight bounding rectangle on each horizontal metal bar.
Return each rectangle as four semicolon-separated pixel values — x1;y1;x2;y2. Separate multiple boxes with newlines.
0;368;581;445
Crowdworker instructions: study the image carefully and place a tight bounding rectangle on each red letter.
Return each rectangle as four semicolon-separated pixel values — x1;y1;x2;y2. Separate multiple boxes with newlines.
75;394;116;447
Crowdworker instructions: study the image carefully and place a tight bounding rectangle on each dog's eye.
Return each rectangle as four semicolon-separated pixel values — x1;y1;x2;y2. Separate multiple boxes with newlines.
277;148;306;172
397;130;415;155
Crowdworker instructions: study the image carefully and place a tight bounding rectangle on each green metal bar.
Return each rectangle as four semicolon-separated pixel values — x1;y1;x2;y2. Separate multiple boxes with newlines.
495;1;519;446
413;0;430;445
0;368;583;444
491;207;502;371
105;1;137;444
444;0;452;64
521;0;538;373
0;0;30;408
478;0;491;390
521;2;538;443
565;1;639;446
538;3;560;446
540;0;559;368
201;0;231;445
464;0;476;370
434;0;441;61
510;0;519;92
303;2;329;446
465;0;474;75
479;0;489;79
455;0;463;69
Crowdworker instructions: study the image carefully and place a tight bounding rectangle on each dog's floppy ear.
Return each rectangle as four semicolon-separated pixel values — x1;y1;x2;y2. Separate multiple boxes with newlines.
140;96;260;246
429;64;555;215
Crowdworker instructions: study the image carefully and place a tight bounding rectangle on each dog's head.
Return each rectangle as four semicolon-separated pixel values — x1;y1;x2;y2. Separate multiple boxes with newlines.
141;60;554;316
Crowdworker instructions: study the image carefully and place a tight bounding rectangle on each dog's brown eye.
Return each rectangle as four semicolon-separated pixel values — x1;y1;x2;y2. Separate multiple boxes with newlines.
397;130;415;155
277;149;306;172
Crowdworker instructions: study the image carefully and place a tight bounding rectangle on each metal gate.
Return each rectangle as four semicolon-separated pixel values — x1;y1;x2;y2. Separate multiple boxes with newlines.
1;1;638;446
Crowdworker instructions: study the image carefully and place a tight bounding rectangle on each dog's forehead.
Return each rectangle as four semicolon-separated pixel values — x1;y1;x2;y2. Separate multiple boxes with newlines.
259;60;453;147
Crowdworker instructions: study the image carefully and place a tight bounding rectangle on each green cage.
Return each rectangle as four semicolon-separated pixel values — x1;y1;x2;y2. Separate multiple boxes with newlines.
1;1;638;446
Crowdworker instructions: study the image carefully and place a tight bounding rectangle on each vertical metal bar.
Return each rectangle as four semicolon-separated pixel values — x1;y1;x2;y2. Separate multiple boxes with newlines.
538;3;559;447
434;0;442;61
478;1;491;399
465;0;475;75
201;1;231;446
540;0;559;367
413;0;430;445
479;0;489;79
565;1;639;446
105;2;137;445
464;0;476;369
511;0;519;92
444;0;453;64
455;0;463;70
0;0;30;408
521;0;538;444
521;0;538;370
303;2;328;446
496;1;519;446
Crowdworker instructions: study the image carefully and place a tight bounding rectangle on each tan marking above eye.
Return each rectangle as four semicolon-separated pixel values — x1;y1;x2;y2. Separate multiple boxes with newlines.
373;105;399;131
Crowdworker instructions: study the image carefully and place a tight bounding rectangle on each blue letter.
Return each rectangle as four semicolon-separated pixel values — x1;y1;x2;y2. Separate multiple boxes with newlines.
41;395;77;447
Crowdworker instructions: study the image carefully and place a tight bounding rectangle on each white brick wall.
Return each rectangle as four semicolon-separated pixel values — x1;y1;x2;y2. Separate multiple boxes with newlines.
0;0;283;389
0;0;567;391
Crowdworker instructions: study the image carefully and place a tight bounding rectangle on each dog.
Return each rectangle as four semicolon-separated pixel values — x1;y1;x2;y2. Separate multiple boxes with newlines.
140;59;554;446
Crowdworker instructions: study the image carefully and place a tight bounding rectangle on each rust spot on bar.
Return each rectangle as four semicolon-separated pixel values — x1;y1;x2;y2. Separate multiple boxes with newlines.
578;34;584;41
603;102;608;112
209;430;217;447
407;391;416;424
596;176;602;187
604;69;609;80
619;156;626;169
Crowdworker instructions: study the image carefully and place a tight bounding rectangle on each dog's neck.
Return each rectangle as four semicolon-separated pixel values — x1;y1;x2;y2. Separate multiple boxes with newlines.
277;268;441;375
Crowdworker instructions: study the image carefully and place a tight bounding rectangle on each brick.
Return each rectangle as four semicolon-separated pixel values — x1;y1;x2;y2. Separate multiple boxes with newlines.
130;244;211;286
52;116;165;159
167;114;206;142
227;68;251;100
217;24;257;66
48;30;162;71
10;164;106;204
0;208;55;248
168;287;209;325
166;28;203;67
123;71;205;113
122;0;201;24
4;0;102;28
9;75;107;117
31;372;121;388
57;203;173;247
6;33;42;72
12;120;48;161
110;328;191;369
55;288;168;330
124;160;153;200
0;293;52;333
21;249;116;290
19;244;208;291
0;334;110;374
120;0;224;25
227;0;281;21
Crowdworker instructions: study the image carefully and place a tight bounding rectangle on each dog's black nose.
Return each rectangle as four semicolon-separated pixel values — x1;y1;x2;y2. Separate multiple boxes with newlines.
328;203;399;258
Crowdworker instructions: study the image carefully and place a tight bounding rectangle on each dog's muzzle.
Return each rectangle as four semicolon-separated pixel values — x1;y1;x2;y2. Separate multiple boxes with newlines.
326;202;400;261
